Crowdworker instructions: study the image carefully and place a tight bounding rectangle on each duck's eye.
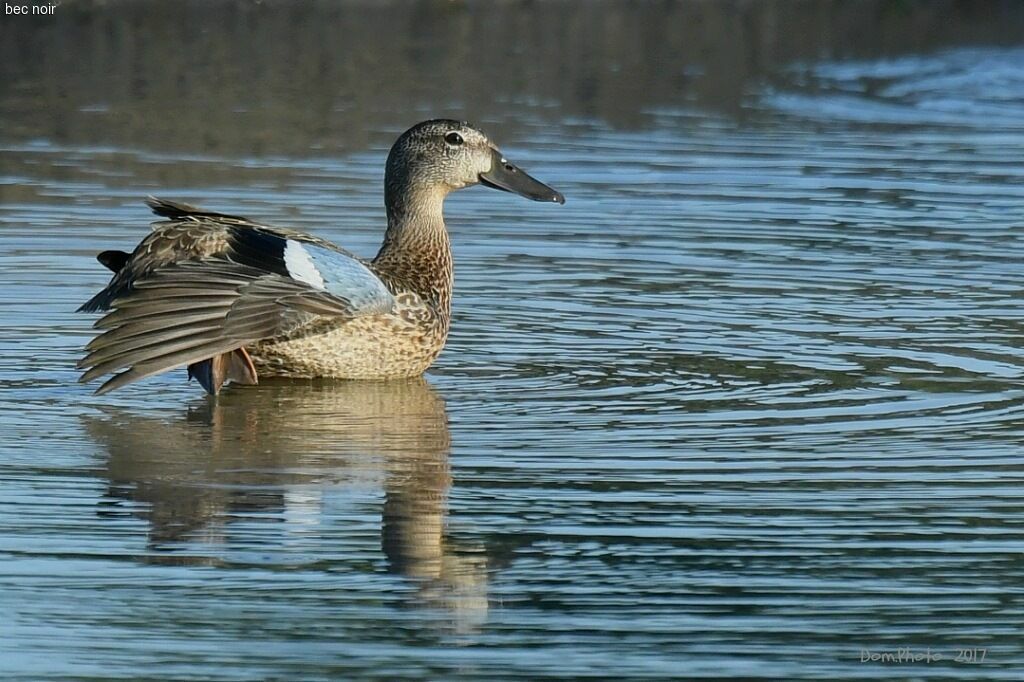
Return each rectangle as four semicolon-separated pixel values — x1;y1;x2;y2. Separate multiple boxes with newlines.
444;132;464;146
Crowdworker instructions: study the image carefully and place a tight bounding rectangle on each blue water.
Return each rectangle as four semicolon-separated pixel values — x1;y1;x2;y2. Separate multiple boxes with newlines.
2;27;1024;682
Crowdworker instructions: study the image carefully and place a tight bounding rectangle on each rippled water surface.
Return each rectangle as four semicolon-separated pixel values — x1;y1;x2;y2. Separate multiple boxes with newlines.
3;3;1024;680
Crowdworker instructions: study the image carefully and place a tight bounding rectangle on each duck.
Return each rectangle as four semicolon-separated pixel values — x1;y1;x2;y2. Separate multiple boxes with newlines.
77;119;564;395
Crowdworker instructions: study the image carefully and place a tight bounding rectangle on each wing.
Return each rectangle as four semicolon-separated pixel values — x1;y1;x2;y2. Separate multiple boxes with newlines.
78;258;395;395
78;197;346;313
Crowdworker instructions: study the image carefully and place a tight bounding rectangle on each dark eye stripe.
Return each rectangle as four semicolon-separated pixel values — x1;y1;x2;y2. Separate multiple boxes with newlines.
445;132;464;145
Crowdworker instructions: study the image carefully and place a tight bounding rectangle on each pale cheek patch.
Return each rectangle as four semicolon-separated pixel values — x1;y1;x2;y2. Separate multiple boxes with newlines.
284;241;326;290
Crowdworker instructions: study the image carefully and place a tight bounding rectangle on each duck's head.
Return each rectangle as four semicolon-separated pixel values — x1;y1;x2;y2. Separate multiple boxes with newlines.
386;119;565;205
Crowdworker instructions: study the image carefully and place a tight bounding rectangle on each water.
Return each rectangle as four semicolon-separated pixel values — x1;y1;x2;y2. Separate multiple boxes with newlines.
2;2;1024;679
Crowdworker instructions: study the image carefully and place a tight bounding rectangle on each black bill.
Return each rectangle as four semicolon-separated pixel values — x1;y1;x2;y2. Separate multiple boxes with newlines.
479;149;565;204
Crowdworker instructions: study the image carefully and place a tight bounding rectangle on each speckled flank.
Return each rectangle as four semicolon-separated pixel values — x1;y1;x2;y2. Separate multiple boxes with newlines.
248;293;448;379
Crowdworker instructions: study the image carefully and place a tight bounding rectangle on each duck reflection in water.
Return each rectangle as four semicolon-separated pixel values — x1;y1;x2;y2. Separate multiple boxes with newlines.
82;379;487;631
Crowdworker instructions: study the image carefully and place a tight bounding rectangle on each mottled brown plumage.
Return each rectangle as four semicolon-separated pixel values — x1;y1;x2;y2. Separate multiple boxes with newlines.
77;119;564;395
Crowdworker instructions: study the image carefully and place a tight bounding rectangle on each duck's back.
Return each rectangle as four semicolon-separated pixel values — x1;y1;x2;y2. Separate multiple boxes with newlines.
79;198;359;313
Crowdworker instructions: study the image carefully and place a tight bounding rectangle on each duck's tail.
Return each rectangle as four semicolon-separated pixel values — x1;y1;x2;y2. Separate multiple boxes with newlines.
76;250;133;313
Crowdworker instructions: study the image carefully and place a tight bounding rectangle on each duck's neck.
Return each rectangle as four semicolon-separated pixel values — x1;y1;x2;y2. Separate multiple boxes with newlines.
373;184;453;317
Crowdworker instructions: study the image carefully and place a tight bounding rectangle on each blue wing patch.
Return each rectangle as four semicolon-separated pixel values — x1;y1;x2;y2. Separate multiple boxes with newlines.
286;241;394;314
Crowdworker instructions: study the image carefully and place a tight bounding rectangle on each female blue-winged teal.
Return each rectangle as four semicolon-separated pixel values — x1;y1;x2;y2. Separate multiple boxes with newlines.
77;119;564;394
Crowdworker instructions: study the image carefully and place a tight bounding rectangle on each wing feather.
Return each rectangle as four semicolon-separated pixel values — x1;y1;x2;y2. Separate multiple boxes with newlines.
84;320;226;360
87;310;229;346
95;339;250;395
80;258;394;393
81;327;229;383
